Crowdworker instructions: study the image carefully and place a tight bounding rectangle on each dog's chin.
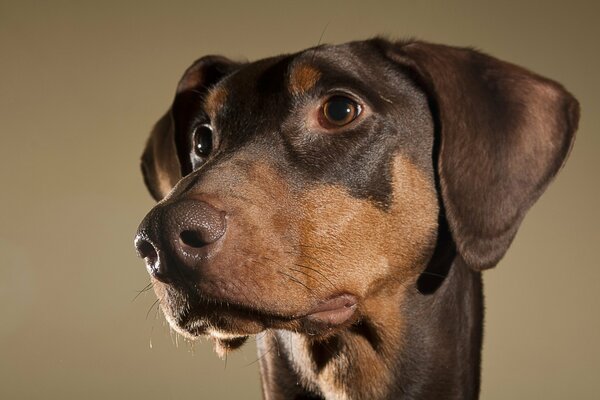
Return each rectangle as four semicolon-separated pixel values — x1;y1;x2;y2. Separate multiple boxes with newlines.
159;292;359;356
160;310;251;357
210;334;250;358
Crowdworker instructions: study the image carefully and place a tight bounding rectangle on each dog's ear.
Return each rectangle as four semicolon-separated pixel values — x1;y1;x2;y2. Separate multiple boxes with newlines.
141;111;180;201
141;56;240;201
383;40;579;270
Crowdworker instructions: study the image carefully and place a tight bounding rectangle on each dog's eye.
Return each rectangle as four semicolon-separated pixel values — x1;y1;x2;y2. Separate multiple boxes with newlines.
193;124;213;158
321;96;361;128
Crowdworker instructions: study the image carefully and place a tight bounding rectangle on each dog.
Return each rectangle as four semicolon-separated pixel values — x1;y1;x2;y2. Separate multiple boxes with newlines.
134;38;578;399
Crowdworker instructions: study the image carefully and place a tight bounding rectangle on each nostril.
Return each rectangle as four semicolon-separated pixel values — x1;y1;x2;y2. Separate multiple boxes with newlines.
136;238;159;267
180;230;207;248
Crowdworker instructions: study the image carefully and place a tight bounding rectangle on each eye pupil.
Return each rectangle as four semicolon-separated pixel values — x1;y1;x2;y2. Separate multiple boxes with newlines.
194;124;213;157
322;96;359;126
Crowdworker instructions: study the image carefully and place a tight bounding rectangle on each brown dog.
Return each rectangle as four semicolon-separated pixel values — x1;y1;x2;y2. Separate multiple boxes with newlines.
134;38;578;399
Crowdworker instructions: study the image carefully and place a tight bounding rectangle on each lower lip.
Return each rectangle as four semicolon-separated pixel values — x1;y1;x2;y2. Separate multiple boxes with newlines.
305;294;357;325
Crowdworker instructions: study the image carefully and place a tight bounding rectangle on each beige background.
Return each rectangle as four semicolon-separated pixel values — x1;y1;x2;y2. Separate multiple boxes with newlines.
1;0;598;399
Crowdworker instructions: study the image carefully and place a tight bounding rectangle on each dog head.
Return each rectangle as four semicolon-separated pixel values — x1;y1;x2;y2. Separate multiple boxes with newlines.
135;39;578;353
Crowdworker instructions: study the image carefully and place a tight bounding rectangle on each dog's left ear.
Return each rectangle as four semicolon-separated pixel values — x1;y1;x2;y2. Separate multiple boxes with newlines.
382;40;579;270
141;56;241;201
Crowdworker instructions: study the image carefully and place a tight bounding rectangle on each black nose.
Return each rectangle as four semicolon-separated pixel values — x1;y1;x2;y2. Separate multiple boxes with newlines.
134;199;227;282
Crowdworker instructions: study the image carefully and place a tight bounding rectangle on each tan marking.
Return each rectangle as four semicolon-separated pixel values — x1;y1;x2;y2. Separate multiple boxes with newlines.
204;86;228;117
289;64;321;95
283;154;439;399
298;154;439;298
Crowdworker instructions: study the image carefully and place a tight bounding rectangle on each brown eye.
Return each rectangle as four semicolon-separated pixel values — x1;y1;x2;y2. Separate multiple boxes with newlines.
193;124;213;158
321;96;361;127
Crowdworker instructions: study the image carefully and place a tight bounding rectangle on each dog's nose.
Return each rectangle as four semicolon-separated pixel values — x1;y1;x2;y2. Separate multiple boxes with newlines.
134;199;227;282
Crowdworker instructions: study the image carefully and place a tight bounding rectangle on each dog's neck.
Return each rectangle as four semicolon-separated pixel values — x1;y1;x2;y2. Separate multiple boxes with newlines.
257;257;483;400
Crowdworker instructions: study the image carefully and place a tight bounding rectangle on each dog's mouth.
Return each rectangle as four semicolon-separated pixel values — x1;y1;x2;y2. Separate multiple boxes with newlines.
160;288;358;353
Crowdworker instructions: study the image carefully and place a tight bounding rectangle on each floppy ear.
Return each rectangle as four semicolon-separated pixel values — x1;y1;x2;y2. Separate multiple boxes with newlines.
141;111;180;201
384;40;579;270
141;56;240;201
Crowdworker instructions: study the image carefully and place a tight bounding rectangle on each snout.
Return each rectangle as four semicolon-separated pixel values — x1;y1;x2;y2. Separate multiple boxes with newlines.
134;199;227;283
131;162;367;339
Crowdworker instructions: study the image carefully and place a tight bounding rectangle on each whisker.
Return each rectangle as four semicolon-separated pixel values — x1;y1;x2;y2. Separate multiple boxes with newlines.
419;270;448;279
277;270;313;292
286;267;333;293
287;267;313;279
284;250;337;274
291;263;337;290
239;250;338;293
155;301;162;320
311;20;331;63
229;279;253;306
146;298;160;320
244;343;274;367
132;282;153;302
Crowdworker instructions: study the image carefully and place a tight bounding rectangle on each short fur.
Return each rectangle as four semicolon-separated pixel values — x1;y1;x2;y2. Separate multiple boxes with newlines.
135;38;578;400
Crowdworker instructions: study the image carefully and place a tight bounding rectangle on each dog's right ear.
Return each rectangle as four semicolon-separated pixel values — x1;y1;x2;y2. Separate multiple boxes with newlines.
141;111;180;201
141;56;240;201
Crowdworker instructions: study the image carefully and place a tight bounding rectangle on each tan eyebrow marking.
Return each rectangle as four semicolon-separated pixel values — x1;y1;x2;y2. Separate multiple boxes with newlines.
289;64;321;96
204;86;228;117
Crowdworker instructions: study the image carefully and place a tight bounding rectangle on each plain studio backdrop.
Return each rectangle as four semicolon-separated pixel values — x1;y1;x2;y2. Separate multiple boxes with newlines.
1;1;598;399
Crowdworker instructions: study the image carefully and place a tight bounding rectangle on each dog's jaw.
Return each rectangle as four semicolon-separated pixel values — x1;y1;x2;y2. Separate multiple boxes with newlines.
154;279;362;356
